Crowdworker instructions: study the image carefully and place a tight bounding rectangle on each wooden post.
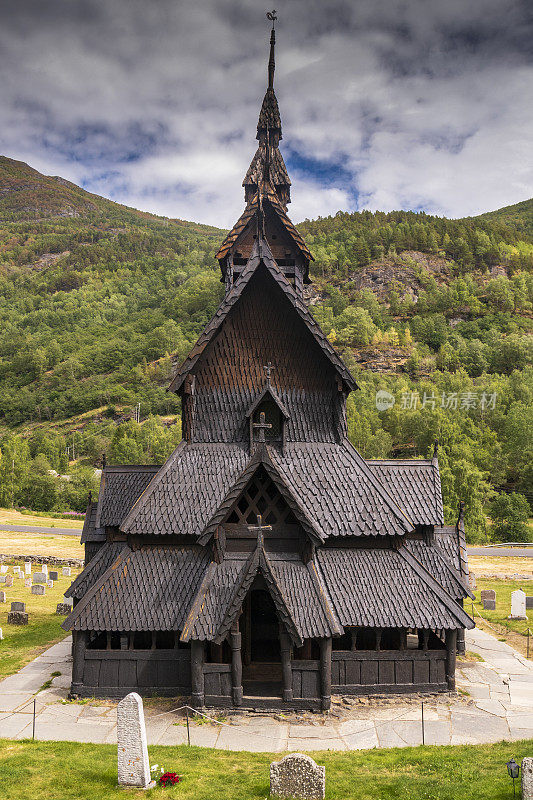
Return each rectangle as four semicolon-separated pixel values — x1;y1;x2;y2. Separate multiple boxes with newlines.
319;637;332;711
191;640;205;708
445;629;457;691
421;629;429;651
280;629;293;702
351;628;357;651
375;628;382;652
456;602;466;655
71;631;87;696
230;621;243;706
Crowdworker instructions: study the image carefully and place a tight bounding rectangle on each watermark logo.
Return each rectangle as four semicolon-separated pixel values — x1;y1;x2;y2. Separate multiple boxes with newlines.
375;389;498;412
375;390;395;411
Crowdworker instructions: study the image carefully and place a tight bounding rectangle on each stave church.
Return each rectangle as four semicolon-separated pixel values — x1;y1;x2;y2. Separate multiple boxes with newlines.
64;20;474;711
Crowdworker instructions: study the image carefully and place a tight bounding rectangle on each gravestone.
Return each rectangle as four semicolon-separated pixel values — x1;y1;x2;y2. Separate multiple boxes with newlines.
509;589;527;620
522;757;533;800
0;591;6;603
63;596;73;607
4;575;13;587
56;603;72;615
33;573;47;584
49;571;59;581
117;692;154;789
0;576;6;584
62;567;71;577
13;566;21;575
46;580;54;588
483;599;496;610
0;628;3;640
11;601;25;612
8;611;28;626
31;584;46;595
526;597;533;610
480;589;496;602
24;578;31;588
469;572;476;589
40;564;48;575
24;562;31;575
270;754;326;800
0;565;8;574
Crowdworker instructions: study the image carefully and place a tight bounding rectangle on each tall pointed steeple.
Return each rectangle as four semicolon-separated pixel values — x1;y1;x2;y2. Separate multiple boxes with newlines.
217;12;312;295
243;12;291;207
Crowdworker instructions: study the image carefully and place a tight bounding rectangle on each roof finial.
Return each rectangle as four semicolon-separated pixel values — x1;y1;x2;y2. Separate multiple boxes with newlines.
266;10;277;90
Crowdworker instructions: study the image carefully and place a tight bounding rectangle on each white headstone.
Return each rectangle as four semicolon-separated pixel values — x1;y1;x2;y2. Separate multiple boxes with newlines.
31;584;46;595
0;591;6;603
62;567;72;577
33;572;47;584
13;566;21;575
41;564;48;575
46;580;54;588
117;692;153;789
0;565;8;574
270;754;326;800
522;757;533;800
24;578;31;588
25;562;31;575
509;589;528;620
0;628;3;640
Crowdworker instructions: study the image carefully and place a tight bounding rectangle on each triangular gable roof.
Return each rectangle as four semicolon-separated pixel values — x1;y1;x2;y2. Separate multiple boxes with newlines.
197;445;325;545
245;384;289;419
169;237;356;394
181;546;341;647
215;187;312;263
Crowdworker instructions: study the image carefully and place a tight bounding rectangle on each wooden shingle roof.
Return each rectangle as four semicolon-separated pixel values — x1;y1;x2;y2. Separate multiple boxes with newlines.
80;501;104;544
170;238;353;395
65;541;127;600
63;545;210;632
367;458;444;526
215;187;312;262
96;465;160;528
317;547;474;631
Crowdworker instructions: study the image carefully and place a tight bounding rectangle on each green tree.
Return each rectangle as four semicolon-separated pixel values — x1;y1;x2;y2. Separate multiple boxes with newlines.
489;493;532;542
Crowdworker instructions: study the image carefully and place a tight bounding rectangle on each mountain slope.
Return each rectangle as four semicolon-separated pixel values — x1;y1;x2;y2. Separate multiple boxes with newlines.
475;198;533;238
0;157;531;539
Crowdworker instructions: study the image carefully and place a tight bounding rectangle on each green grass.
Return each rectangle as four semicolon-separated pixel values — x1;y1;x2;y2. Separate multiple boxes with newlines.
471;578;533;658
0;560;80;679
0;739;532;799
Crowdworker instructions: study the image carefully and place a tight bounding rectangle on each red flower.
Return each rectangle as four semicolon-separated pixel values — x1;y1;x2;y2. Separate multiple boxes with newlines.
159;772;180;787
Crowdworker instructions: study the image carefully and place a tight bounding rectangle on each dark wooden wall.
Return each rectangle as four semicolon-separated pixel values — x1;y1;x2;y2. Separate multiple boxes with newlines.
331;649;447;694
187;269;343;444
77;649;191;698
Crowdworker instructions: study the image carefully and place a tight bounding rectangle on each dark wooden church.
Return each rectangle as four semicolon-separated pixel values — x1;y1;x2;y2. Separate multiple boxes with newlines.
64;24;474;711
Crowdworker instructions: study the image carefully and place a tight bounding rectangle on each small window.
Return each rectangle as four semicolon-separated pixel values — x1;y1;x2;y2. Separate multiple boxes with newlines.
332;631;352;650
155;631;176;649
356;628;376;650
87;631;107;650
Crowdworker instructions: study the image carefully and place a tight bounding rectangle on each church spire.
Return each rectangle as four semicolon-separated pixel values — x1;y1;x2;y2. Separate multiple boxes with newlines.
267;11;276;90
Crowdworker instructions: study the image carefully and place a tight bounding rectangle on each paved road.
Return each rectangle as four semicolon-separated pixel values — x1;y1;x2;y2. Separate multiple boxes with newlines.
0;524;82;537
468;546;533;557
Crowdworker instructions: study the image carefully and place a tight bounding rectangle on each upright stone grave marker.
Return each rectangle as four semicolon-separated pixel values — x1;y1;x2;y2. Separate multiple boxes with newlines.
522;757;533;800
49;571;59;581
4;575;13;587
33;572;47;584
526;596;533;610
24;578;31;588
117;692;154;789
31;584;45;596
46;580;54;588
11;602;25;612
62;567;71;577
0;591;6;603
480;589;495;602
270;753;326;800
0;565;8;574
8;610;28;625
24;562;31;575
509;589;527;620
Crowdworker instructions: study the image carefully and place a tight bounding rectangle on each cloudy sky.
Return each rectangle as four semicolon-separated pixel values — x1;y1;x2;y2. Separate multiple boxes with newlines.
1;0;532;227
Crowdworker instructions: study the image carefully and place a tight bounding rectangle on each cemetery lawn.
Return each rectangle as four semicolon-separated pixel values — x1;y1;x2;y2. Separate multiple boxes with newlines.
0;561;80;680
1;739;533;799
467;554;533;578
472;577;533;659
0;530;84;560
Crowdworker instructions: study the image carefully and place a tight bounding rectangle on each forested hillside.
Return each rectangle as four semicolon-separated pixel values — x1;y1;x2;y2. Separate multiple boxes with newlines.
0;156;531;541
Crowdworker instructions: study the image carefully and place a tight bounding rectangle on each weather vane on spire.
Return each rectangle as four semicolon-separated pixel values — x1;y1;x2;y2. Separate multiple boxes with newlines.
266;10;277;29
266;11;277;89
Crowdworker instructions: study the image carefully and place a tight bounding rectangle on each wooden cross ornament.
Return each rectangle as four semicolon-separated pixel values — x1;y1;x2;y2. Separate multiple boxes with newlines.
247;514;272;548
253;410;272;442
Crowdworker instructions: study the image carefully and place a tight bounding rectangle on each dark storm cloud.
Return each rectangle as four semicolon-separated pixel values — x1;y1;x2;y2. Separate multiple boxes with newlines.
0;0;531;225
